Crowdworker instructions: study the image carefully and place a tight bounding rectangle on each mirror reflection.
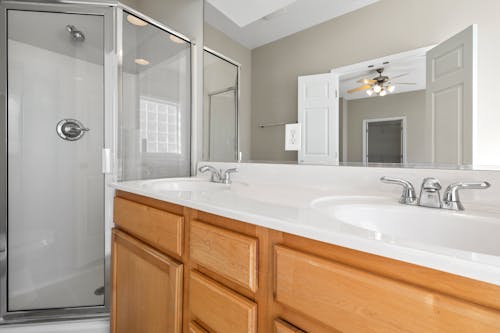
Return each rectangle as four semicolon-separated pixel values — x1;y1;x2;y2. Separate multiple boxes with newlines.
203;0;500;169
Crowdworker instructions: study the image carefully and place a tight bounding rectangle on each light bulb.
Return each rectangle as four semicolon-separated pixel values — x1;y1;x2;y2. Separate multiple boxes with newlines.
127;15;148;27
387;85;395;93
379;89;387;97
169;35;185;44
134;58;150;66
373;84;382;93
366;88;374;96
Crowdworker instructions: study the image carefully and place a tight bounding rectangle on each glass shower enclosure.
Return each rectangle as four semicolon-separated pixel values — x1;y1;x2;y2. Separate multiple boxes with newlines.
0;0;192;324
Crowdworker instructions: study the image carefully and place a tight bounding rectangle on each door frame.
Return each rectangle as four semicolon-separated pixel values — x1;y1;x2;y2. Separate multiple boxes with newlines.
362;116;407;164
203;47;241;162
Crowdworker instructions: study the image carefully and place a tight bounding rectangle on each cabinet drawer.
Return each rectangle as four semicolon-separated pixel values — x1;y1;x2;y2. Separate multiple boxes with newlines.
114;197;184;256
190;220;258;291
274;245;500;333
189;322;209;333
190;271;257;333
274;319;306;333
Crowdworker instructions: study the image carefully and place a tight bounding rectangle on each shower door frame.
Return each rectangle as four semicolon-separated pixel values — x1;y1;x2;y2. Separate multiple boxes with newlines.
0;0;116;324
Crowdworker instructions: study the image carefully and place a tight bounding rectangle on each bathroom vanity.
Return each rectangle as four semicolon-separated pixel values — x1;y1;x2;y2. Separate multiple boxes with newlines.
110;165;500;333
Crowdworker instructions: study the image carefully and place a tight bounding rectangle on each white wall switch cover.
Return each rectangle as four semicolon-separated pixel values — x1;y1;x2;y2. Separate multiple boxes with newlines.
285;123;301;151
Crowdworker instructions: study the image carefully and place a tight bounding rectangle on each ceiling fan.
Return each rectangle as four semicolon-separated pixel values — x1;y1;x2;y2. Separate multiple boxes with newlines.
347;68;416;96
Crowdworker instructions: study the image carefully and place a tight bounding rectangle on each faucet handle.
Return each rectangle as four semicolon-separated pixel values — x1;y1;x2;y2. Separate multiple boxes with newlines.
442;181;491;211
380;177;417;205
221;168;238;184
198;165;221;182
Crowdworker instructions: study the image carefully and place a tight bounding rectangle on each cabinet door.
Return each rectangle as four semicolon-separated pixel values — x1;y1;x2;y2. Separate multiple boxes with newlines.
111;228;183;333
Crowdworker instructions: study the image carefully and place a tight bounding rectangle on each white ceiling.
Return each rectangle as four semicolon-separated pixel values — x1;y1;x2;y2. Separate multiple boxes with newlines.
339;53;427;100
205;0;379;49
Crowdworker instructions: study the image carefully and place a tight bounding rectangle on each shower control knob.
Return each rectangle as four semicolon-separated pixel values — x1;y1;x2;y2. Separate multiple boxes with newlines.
56;119;90;141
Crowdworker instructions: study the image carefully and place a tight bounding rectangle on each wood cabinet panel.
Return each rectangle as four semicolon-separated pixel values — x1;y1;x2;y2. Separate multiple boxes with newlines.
189;271;257;333
274;245;500;333
190;220;258;291
114;197;184;257
111;229;183;333
189;322;209;333
274;319;307;333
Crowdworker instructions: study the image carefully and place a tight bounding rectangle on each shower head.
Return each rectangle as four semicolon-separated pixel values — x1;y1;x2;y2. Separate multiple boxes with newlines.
66;25;85;42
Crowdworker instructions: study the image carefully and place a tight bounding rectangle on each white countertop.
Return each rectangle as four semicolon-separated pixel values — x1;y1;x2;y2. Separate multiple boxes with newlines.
111;176;500;286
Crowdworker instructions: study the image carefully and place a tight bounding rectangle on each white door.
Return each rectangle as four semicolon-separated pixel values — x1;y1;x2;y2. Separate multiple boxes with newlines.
425;25;476;165
298;73;339;164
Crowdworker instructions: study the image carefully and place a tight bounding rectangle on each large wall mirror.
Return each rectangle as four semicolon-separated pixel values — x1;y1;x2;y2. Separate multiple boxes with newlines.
203;0;500;170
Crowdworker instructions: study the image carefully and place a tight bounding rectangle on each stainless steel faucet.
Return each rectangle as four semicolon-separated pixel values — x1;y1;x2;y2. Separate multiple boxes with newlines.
198;165;239;184
418;178;442;208
381;177;490;211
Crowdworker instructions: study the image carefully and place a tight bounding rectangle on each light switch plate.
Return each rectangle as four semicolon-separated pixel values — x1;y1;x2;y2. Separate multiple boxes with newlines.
285;123;301;151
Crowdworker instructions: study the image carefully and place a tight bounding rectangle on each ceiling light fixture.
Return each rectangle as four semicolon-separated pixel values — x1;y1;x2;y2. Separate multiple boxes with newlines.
127;15;148;27
169;35;185;44
366;88;374;96
373;84;382;93
387;85;395;93
134;58;150;66
379;89;387;97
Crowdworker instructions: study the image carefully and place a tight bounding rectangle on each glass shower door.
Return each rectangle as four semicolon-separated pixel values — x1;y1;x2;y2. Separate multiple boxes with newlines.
7;9;105;311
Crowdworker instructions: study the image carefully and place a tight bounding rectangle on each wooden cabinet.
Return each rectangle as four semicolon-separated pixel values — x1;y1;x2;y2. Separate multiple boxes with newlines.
274;319;306;333
114;197;184;257
274;245;500;333
188;322;209;333
112;190;500;333
189;271;257;333
111;229;183;333
190;220;258;292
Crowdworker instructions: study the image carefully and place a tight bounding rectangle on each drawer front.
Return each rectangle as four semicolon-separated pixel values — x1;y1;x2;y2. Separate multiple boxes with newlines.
189;322;209;333
274;319;306;333
275;245;500;333
190;271;257;333
114;197;184;256
190;220;258;291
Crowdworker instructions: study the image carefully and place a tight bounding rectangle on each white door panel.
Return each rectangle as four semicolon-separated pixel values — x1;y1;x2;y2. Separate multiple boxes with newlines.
426;25;476;165
298;73;339;164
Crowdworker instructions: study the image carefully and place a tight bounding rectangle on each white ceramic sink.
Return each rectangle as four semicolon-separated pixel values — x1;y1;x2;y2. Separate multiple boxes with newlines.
139;178;229;192
311;196;500;257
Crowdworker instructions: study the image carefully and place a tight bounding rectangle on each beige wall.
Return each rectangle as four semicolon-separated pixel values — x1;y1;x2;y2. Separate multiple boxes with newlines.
251;0;500;166
345;91;426;163
204;24;252;161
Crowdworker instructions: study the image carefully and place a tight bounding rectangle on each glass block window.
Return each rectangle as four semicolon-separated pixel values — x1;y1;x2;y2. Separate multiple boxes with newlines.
140;97;181;154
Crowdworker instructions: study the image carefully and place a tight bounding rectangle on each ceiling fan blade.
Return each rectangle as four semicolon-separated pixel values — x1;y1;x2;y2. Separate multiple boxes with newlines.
389;73;409;80
357;78;376;84
348;84;372;94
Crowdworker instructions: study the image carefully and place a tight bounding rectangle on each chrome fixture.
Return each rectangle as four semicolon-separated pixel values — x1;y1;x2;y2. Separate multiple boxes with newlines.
380;176;417;205
56;119;90;141
198;165;221;182
442;181;491;211
381;177;490;211
418;178;442;208
66;25;85;42
220;168;238;184
198;165;238;184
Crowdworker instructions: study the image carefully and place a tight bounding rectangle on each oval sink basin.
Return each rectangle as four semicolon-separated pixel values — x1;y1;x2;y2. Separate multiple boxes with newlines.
311;196;500;257
139;178;229;192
